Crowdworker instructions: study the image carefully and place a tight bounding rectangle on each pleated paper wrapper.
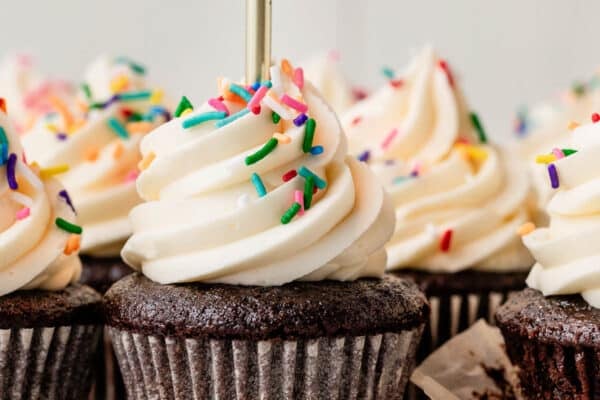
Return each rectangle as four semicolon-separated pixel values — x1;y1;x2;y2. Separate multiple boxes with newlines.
411;320;523;400
0;324;102;400
109;324;424;400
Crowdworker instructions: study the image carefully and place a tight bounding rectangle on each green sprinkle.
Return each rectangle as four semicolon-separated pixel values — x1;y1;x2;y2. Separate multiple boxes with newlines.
572;81;586;97
303;176;314;210
182;111;227;129
127;111;143;122
116;56;146;75
89;102;105;110
470;112;487;143
55;218;83;234
81;83;92;101
174;96;194;118
281;202;301;224
118;90;152;101
0;126;7;144
298;166;327;189
107;117;129;139
228;83;252;102
302;118;316;153
382;66;395;79
251;173;267;197
245;138;278;165
562;148;578;156
271;111;281;124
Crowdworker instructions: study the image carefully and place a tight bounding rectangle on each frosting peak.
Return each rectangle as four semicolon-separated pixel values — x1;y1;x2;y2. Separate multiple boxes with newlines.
524;120;600;308
122;60;395;285
343;47;533;273
0;105;81;296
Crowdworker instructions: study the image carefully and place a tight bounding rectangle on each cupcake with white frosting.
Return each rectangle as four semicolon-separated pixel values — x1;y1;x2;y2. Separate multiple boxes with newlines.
497;116;600;399
0;99;102;399
105;59;429;399
342;46;534;354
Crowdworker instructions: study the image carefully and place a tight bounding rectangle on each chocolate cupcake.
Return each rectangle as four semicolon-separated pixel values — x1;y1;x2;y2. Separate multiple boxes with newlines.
22;55;172;399
342;46;534;356
109;60;429;399
0;104;102;399
497;116;600;399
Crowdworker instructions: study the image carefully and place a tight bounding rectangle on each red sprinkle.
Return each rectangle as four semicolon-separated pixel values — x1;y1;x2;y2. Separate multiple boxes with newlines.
592;113;600;123
352;116;362;126
121;108;134;119
313;185;318;194
389;79;404;88
251;105;261;115
440;229;453;252
282;170;297;182
438;60;454;86
352;87;368;101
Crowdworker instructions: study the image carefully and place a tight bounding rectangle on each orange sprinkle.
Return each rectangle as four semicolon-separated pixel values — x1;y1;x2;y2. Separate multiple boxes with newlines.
567;121;580;131
222;89;246;105
84;147;99;162
138;151;156;171
0;98;6;113
273;133;291;144
113;142;124;159
126;121;154;134
517;222;536;236
63;234;81;255
281;59;293;76
49;96;74;131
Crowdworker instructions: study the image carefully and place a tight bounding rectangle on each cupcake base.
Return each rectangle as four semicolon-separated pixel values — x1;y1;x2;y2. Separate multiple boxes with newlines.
0;285;102;400
105;273;429;399
496;288;600;399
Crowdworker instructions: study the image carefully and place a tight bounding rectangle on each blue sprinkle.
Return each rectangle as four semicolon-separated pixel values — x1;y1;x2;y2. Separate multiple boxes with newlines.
298;166;327;189
107;117;129;139
251;82;261;91
215;108;250;128
358;150;370;162
293;113;308;127
382;66;395;79
118;90;152;101
251;173;267;197
310;145;324;155
183;111;227;129
0;143;7;166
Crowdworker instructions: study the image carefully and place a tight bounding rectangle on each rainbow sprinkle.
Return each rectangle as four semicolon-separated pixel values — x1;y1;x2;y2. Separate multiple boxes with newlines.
294;190;305;215
6;153;18;189
293;68;304;89
247;85;269;110
15;207;30;220
208;97;229;116
281;202;301;224
470;112;487;143
303;176;315;210
228;83;252;102
174;96;194;118
251;172;267;197
0;127;8;165
59;190;76;213
439;229;453;252
115;56;146;75
107;117;129;139
293;113;308;127
40;164;70;179
245;138;278;165
55;217;83;234
282;169;297;182
358;150;370;162
118;90;152;102
273;133;291;144
382;66;395;79
548;164;560;189
280;94;308;113
381;128;398;150
302;118;316;153
215;109;250;128
310;146;323;155
298;166;326;189
182;111;227;129
271;111;281;124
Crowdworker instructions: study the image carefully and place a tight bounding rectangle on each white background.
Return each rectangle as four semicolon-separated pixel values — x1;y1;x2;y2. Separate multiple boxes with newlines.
3;0;600;139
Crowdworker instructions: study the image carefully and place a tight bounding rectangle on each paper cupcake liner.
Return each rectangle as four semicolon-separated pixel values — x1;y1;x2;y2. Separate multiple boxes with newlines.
502;331;600;399
0;324;101;400
90;327;126;400
109;325;424;400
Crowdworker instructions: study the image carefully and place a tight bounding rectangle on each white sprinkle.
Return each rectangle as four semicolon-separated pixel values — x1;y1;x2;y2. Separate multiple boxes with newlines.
270;65;283;95
10;191;33;208
262;96;294;120
237;193;250;208
16;161;43;190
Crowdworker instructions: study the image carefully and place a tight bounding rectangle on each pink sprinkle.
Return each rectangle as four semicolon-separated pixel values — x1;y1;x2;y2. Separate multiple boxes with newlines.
328;50;340;62
124;170;139;182
381;128;399;150
247;85;269;110
16;207;30;220
293;68;304;89
552;148;565;159
208;97;230;116
280;94;308;113
294;190;304;216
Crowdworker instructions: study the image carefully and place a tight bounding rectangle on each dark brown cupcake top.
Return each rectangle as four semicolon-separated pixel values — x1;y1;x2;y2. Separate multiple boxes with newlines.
104;273;429;340
0;284;103;329
496;288;600;347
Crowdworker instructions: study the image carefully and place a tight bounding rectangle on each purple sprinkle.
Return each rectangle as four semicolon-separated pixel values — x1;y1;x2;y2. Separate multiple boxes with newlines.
384;159;396;166
56;133;68;141
358;150;370;162
410;169;419;177
6;153;18;190
548;163;559;189
59;189;76;214
104;94;121;108
293;113;308;127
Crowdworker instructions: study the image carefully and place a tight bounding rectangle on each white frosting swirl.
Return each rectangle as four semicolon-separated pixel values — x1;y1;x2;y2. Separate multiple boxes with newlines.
524;122;600;308
342;47;533;273
23;56;169;257
0;109;81;296
303;53;355;114
122;67;395;285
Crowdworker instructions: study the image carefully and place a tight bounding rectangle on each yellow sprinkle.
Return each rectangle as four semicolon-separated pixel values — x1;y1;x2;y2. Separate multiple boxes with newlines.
180;108;193;117
84;147;99;162
273;132;291;144
63;234;81;255
535;154;556;164
517;222;536;236
455;143;487;161
150;89;164;105
138;152;156;171
113;142;124;159
46;123;59;133
39;164;69;179
110;74;129;93
567;121;580;131
126;121;154;134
